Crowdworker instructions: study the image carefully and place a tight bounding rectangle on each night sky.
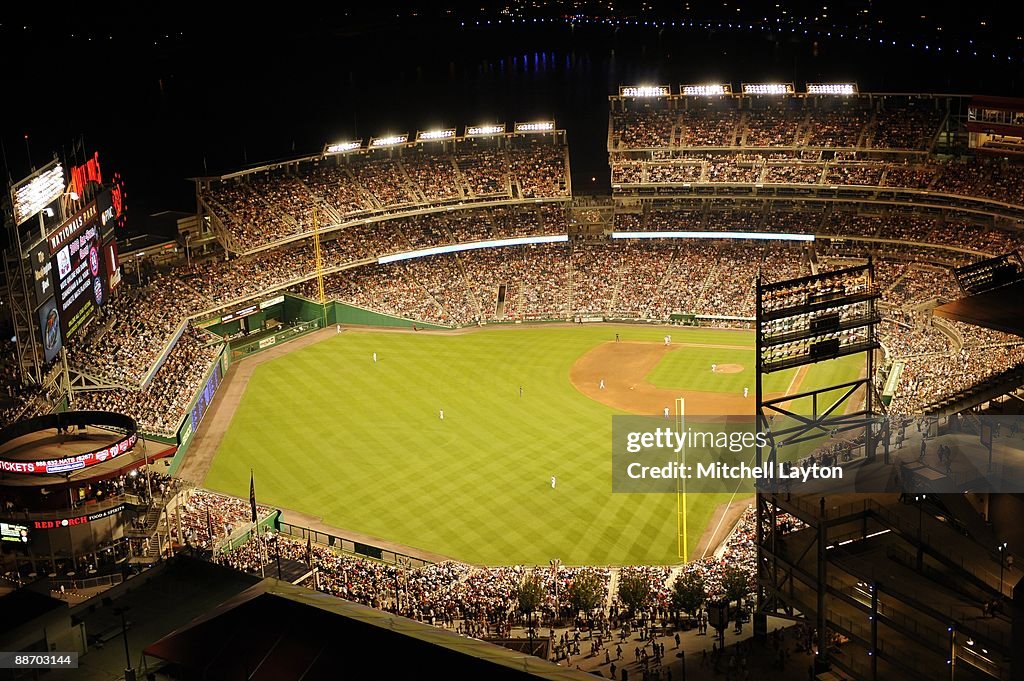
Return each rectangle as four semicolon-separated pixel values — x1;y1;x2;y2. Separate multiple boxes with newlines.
2;2;1021;236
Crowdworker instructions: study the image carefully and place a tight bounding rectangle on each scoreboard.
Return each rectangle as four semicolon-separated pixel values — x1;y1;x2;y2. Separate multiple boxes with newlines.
10;150;125;360
47;201;108;340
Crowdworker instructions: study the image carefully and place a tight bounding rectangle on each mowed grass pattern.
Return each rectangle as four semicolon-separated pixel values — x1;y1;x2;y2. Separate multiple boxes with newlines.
204;326;862;565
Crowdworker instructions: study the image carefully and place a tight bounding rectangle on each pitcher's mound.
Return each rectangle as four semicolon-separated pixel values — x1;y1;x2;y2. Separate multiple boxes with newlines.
715;364;744;374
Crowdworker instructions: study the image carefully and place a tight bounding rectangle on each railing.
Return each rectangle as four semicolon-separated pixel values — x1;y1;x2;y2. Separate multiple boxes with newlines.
22;494;130;521
229;318;322;360
278;522;432;569
50;573;124;592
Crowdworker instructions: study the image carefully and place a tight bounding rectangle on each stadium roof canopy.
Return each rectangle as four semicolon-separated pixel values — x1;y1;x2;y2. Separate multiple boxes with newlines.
143;578;591;681
934;279;1024;338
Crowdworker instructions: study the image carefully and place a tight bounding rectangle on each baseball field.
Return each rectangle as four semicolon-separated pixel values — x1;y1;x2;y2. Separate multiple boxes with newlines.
203;325;862;565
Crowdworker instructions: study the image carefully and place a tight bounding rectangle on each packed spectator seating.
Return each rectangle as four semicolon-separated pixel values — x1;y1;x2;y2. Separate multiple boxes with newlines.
680;108;739;146
868;107;944;150
879;316;952;359
510;146;570;198
646;161;703;183
891;345;1024;415
347;158;422;209
612;110;678;148
612;97;944;152
204;497;760;644
401;150;463;203
32;199;1011;441
172;488;274;551
73;325;221;436
454;147;510;197
741;110;802;147
825;163;886;186
571;244;620;316
764;162;823;184
70;274;210;387
607;97;1024;214
200;143;570;253
802;109;871;147
881;264;959;307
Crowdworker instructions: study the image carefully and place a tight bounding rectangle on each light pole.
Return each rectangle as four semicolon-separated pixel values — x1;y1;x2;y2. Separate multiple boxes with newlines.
274;532;282;580
999;542;1008;598
916;494;926;570
114;606;135;681
549;559;561;624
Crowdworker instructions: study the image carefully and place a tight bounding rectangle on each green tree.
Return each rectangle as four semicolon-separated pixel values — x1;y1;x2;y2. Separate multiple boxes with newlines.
721;565;750;608
567;571;605;617
617;573;652;621
516;573;546;627
671;571;706;617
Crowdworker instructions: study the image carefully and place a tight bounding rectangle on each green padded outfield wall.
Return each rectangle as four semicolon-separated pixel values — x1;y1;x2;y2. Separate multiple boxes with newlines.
330;300;448;329
205;294;449;337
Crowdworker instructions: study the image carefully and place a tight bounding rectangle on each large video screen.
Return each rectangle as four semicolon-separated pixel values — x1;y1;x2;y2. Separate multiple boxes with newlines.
48;202;107;340
191;362;223;432
0;522;31;544
36;296;63;364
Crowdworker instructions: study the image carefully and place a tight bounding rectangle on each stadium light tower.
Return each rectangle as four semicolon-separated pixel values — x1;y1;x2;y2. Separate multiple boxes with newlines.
754;262;883;673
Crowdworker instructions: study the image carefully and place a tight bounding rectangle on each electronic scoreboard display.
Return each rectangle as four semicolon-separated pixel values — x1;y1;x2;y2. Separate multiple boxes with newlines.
47;201;107;340
0;522;31;544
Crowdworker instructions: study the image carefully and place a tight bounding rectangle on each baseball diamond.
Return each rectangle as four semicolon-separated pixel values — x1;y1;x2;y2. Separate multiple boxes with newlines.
200;324;863;565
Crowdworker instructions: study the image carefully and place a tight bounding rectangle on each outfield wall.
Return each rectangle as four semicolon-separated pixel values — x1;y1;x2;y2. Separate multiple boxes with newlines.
276;521;432;568
330;300;448;329
169;346;231;476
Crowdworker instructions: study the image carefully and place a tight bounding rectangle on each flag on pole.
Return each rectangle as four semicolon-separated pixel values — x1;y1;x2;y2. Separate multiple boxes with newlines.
306;534;313;567
249;470;257;523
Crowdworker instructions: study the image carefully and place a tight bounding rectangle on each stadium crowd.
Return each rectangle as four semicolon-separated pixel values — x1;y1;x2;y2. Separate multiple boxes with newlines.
200;144;569;252
171;488;274;551
73;325;220;436
0;196;1006;438
4;99;1022;448
204;501;763;659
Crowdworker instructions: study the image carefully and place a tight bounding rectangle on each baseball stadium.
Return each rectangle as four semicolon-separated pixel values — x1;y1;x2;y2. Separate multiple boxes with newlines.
2;5;1024;681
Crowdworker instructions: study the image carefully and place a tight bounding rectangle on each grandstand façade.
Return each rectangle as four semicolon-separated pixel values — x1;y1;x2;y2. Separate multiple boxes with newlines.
3;84;1024;681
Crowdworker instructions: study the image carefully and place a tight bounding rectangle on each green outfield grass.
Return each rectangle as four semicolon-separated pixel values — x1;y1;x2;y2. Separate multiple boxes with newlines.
204;325;863;565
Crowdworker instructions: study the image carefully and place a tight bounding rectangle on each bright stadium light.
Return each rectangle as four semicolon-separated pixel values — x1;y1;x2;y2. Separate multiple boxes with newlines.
741;82;796;95
466;124;506;136
611;231;814;242
378;235;568;264
369;134;409;147
323;140;362;155
618;85;672;97
806;83;858;95
680;83;733;96
514;121;556;133
416;128;457;141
